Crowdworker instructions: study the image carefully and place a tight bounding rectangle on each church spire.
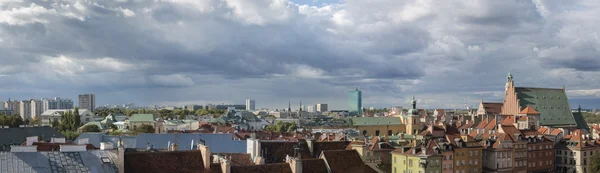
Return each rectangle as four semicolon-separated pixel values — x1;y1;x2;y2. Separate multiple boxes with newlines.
288;100;291;112
299;100;302;112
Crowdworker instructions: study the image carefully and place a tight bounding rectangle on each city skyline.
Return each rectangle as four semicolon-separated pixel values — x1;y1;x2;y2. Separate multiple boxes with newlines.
1;1;600;109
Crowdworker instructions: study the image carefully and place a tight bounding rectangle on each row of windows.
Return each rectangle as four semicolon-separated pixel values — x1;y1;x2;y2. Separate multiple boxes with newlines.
455;159;478;166
556;150;599;157
528;151;552;158
528;160;552;167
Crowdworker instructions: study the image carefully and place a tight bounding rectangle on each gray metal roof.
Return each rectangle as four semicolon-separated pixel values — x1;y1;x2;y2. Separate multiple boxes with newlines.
0;127;64;151
76;133;246;153
0;150;118;173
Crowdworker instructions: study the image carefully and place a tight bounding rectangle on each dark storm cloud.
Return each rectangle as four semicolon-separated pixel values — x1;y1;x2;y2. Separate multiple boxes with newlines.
1;0;600;108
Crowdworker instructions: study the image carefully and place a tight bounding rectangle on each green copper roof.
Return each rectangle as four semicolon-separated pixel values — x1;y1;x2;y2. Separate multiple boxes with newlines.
573;112;590;132
128;114;156;122
352;117;402;126
515;87;576;126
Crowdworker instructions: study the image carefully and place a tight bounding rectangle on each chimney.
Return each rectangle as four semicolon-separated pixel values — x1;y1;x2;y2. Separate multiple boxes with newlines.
118;139;125;173
288;157;303;173
197;144;211;169
306;139;315;155
412;148;416;154
220;158;231;173
170;143;179;151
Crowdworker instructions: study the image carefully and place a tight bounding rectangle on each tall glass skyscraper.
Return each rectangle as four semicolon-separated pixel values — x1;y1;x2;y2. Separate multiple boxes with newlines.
348;87;362;116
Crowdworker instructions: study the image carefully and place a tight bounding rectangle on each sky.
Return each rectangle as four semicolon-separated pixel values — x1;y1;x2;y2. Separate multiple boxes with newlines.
1;0;600;110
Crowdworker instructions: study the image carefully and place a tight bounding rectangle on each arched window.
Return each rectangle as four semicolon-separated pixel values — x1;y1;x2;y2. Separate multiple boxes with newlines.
375;130;380;136
388;130;393;136
363;130;367;136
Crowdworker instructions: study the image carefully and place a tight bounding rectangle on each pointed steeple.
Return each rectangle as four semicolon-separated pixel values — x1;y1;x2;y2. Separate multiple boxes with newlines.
288;100;291;112
299;100;302;112
578;104;582;113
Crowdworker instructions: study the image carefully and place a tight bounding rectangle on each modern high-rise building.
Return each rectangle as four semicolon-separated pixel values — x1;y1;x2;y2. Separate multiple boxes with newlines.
348;87;362;116
78;94;96;112
30;99;43;119
307;105;316;112
19;100;32;120
245;99;255;111
316;104;328;112
42;97;74;112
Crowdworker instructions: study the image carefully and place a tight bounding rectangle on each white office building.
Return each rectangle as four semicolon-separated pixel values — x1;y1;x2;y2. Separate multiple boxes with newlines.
78;94;96;112
30;100;43;119
245;99;255;111
42;97;74;112
19;100;32;120
316;103;328;112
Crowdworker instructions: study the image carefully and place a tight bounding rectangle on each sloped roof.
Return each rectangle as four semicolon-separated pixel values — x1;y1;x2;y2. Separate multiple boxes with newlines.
260;141;312;163
231;163;292;173
129;114;156;122
212;153;253;166
482;102;503;115
301;159;329;173
313;141;351;157
0;151;118;173
519;106;540;115
352;117;402;126
0;126;64;149
322;150;365;173
514;87;575;126
573;112;590;132
124;150;212;173
500;116;514;126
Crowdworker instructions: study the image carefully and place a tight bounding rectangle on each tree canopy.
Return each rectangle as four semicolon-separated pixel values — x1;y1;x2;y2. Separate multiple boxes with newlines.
136;124;155;133
265;121;298;133
0;115;24;127
80;124;101;133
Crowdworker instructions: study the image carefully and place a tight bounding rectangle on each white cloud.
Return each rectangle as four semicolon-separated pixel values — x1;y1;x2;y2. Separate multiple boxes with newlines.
149;74;195;87
0;3;56;25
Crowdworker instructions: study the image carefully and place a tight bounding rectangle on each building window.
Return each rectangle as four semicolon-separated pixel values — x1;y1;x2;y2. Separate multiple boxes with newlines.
376;130;380;136
449;155;453;160
394;157;397;163
469;151;473;156
389;130;393;136
363;130;367;136
475;151;478;156
475;160;478;165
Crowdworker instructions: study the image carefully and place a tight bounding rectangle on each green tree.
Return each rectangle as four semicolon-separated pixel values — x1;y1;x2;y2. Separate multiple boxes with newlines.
11;116;23;128
51;118;59;128
80;124;101;133
137;124;155;133
24;119;30;126
73;108;81;129
590;153;600;173
62;131;80;141
287;122;297;132
29;117;40;125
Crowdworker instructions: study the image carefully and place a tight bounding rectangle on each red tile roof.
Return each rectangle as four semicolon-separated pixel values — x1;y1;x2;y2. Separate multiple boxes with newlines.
500;116;514;126
476;118;489;129
484;118;497;130
230;163;292;173
301;159;329;173
212;153;253;166
482;102;503;115
538;126;549;134
322;150;367;173
313;141;351;157
551;129;563;135
260;141;312;163
519;106;540;115
124;150;212;173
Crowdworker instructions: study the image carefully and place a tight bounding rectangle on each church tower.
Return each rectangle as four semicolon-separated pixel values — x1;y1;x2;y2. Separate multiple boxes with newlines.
406;96;422;135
